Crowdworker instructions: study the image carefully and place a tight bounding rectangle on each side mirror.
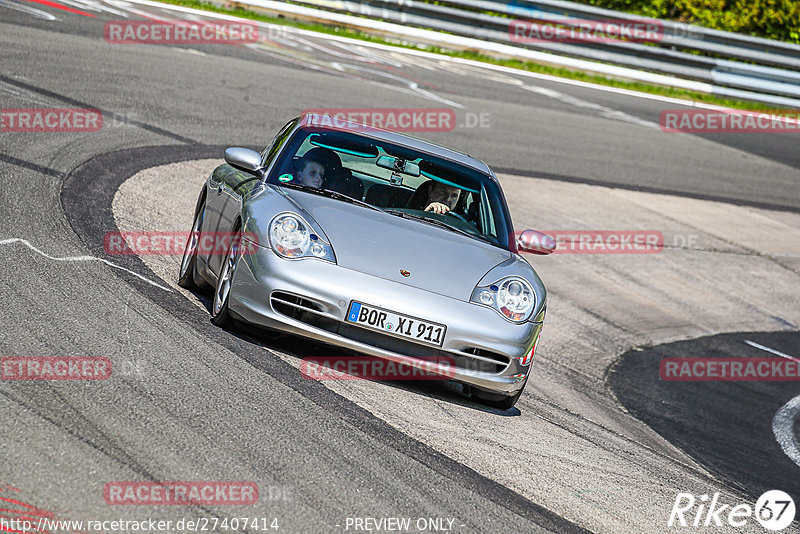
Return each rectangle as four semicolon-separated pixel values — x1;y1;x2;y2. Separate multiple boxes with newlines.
517;229;556;255
224;147;264;176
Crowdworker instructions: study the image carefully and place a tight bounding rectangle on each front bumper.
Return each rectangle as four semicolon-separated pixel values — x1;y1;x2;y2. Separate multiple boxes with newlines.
229;244;542;395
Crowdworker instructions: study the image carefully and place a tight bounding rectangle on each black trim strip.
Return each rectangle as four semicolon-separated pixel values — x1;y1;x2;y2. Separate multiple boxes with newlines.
0;75;199;145
0;153;64;178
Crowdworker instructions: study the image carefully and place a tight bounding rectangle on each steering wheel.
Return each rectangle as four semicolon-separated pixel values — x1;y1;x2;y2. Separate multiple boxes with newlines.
444;210;469;224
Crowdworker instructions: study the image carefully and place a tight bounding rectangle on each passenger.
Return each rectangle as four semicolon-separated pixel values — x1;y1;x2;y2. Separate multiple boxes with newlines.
294;152;327;189
424;181;461;214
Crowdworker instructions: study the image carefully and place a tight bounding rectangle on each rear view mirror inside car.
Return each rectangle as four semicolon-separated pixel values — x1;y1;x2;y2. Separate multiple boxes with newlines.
376;155;421;177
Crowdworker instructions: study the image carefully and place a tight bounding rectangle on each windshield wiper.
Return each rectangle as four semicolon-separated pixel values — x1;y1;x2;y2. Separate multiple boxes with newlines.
276;181;320;195
321;188;387;213
385;209;490;243
278;182;386;213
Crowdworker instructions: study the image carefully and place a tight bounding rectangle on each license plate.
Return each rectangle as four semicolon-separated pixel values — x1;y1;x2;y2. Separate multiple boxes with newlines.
346;301;446;347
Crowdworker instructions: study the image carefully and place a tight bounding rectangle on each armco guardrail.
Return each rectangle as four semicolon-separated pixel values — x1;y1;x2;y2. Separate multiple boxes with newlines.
234;0;800;107
502;0;800;68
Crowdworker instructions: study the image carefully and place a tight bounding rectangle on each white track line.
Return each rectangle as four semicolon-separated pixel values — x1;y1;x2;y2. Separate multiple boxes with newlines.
745;339;800;363
747;340;800;469
521;84;659;129
0;0;57;19
0;238;172;292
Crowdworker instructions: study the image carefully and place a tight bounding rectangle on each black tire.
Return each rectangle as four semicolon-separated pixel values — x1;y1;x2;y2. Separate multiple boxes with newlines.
471;375;528;410
211;225;241;329
178;191;206;289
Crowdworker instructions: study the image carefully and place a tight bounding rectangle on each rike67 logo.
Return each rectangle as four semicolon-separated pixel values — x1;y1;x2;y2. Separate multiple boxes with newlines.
669;490;795;530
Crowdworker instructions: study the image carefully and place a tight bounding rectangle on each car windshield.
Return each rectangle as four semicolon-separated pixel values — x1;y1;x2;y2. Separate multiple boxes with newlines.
267;126;513;249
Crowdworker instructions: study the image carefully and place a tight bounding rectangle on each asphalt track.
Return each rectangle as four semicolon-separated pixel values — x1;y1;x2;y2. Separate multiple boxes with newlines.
609;331;800;501
1;1;800;533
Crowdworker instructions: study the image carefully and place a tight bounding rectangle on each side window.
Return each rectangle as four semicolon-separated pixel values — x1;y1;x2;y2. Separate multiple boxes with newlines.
479;185;497;240
261;119;297;168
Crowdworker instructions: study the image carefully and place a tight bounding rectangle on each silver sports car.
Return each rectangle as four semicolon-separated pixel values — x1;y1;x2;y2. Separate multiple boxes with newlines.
179;114;555;409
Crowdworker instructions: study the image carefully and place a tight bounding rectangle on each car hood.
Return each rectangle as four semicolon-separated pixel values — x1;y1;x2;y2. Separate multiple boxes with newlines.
284;189;512;300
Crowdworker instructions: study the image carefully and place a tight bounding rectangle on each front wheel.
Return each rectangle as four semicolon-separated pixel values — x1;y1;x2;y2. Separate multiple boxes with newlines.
178;193;205;289
471;375;528;410
211;228;241;328
485;388;524;410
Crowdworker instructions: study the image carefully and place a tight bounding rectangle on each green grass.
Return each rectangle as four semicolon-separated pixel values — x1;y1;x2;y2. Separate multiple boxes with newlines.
155;0;794;114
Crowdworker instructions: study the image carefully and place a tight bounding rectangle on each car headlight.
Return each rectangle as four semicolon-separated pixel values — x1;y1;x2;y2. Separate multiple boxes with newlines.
268;213;335;262
470;277;535;322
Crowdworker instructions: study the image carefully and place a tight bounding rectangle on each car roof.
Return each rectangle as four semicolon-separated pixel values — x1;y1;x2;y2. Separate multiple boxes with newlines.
301;113;495;178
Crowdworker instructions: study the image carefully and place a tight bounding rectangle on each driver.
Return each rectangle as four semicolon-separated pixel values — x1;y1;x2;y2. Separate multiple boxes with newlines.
424;181;461;215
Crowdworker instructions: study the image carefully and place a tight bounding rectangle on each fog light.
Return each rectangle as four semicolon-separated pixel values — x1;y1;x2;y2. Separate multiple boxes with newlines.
310;243;326;257
479;289;494;305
